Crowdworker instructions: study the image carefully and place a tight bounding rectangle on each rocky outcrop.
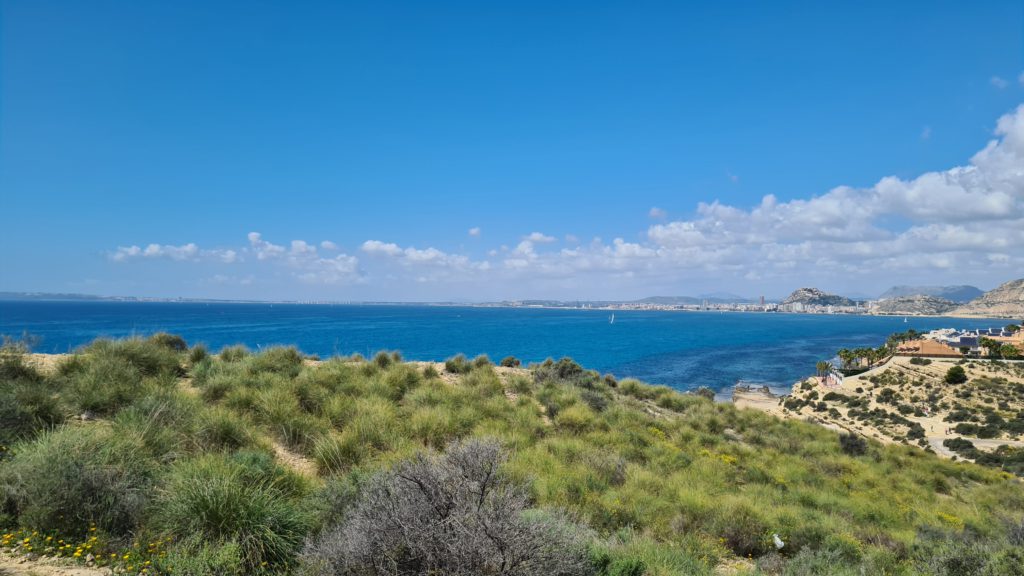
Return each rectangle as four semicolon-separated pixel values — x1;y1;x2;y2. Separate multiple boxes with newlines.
874;295;957;316
879;285;983;303
782;288;854;307
951;279;1024;318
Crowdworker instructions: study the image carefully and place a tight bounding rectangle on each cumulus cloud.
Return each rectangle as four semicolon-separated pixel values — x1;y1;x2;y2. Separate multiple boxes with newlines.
113;233;362;286
523;232;556;243
107;105;1024;296
110;243;235;263
362;240;490;277
648;207;667;219
248;232;286;260
468;227;481;237
361;240;403;256
484;104;1024;286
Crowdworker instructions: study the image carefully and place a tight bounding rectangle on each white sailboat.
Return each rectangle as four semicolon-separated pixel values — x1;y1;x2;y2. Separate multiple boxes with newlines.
609;313;615;324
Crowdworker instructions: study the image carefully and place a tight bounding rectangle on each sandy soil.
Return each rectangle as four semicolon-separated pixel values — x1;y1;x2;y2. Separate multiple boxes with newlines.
0;552;108;576
24;354;68;374
735;355;1024;460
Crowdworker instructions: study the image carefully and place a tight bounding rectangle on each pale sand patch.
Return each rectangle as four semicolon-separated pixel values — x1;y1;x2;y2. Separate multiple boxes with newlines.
24;354;69;374
0;551;109;576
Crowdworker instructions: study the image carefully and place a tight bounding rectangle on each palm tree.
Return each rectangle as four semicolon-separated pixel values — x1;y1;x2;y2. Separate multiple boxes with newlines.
815;360;830;382
837;349;854;370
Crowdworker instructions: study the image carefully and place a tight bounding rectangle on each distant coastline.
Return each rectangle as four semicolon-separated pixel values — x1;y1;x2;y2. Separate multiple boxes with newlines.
2;291;1020;320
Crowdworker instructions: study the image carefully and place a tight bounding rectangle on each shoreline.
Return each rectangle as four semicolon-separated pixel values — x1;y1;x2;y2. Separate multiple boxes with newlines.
2;297;1019;320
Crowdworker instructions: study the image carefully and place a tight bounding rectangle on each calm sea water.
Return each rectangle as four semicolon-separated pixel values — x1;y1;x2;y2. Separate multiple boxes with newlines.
0;301;1013;394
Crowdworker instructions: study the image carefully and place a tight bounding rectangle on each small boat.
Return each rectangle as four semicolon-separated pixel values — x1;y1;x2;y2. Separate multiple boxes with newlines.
609;313;615;324
903;317;908;323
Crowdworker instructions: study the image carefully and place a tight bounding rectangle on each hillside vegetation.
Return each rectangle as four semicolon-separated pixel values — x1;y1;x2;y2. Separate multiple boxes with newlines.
1;335;1023;575
952;278;1024;318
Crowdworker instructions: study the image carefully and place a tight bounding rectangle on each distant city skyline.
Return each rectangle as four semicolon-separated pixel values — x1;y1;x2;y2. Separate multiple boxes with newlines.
2;1;1023;301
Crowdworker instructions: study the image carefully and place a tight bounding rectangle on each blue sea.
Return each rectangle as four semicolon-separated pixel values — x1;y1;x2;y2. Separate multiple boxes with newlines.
0;300;1014;395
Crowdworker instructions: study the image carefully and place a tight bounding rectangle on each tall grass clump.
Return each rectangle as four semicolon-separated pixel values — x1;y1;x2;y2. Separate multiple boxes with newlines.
0;345;63;445
188;343;209;365
147;332;188;352
248;346;304;377
62;354;145;415
81;337;183;377
153;454;312;573
444;353;472;374
0;426;154;538
219;345;250;363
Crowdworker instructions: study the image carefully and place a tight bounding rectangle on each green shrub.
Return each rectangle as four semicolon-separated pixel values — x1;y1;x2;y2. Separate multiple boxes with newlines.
154;454;312;572
249;347;304;377
112;391;202;459
445;354;472;374
0;341;41;382
422;363;440;379
148;332;188;352
0;426;153;538
197;406;259;452
312;432;351;476
219;345;250;362
472;354;493;369
188;344;209;365
945;366;968;385
0;366;64;445
81;337;182;377
63;354;145;414
839;433;868;456
371;351;394;369
151;537;245;576
556;404;597;433
501;356;522;367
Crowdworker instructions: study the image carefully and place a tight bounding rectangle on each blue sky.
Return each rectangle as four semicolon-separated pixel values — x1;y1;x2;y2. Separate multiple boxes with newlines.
2;0;1023;301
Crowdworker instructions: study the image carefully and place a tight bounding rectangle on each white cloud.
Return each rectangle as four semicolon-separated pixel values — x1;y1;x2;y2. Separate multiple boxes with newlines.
991;75;1009;89
111;243;197;261
361;240;403;256
524;232;556;243
468;227;481;237
106;105;1024;297
248;232;286;260
320;240;338;251
648;207;667;219
290;240;317;256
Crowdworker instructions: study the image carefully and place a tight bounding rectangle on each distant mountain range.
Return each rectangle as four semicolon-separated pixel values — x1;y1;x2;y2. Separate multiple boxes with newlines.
878;285;983;303
636;293;757;305
873;295;957;316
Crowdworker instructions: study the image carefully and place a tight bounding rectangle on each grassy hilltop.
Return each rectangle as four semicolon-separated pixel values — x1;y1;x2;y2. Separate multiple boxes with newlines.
0;335;1022;575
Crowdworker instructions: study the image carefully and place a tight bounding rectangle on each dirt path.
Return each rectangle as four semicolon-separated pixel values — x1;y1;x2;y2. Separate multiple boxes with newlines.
0;552;108;576
270;440;318;477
